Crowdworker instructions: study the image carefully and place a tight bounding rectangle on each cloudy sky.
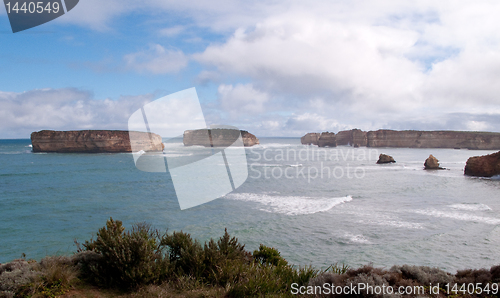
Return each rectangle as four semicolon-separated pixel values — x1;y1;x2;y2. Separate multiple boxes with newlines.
1;0;500;138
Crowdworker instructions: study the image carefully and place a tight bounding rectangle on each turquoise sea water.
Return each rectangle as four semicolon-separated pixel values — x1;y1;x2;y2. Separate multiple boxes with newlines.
1;138;500;272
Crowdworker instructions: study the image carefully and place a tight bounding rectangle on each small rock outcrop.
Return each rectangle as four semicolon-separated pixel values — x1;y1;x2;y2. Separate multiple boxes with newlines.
301;133;320;145
31;130;164;153
424;154;445;170
464;151;500;177
240;131;260;146
377;154;395;164
317;132;336;147
183;129;259;147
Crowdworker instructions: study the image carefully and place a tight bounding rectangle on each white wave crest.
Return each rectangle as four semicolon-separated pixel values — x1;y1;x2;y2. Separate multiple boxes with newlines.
358;219;423;229
254;143;299;149
450;203;492;211
225;193;352;215
163;153;194;157
343;232;370;244
415;209;500;225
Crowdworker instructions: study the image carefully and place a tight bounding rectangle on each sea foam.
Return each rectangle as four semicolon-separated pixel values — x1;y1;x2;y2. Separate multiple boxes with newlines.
415;209;500;225
450;203;492;211
225;193;352;215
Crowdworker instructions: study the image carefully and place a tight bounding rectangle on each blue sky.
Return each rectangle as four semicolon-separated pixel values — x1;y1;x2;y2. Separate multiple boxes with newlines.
1;0;500;138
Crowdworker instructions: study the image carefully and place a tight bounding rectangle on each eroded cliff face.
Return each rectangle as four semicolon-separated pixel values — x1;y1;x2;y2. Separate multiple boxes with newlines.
336;129;367;146
183;129;259;147
464;151;500;177
302;129;500;150
366;130;500;149
300;133;320;145
31;130;164;153
317;132;336;147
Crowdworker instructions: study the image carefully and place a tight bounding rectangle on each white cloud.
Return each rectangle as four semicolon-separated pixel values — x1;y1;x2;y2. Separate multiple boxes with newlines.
53;0;280;32
159;25;185;37
466;120;489;131
8;1;500;135
0;88;156;139
195;11;425;112
124;44;188;74
217;83;269;116
191;2;500;133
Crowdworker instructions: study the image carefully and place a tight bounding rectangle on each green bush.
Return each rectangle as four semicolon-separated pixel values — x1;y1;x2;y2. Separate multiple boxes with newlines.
160;230;204;278
160;228;251;286
253;244;288;267
226;262;318;297
78;218;169;289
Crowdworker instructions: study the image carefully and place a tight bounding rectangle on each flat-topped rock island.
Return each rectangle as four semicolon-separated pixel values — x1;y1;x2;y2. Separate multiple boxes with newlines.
183;129;259;147
31;130;164;153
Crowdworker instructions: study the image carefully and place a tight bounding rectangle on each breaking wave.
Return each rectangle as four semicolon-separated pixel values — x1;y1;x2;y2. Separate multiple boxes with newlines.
225;193;352;215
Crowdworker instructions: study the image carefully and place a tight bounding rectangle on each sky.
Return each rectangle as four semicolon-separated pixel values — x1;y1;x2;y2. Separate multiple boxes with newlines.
1;0;500;138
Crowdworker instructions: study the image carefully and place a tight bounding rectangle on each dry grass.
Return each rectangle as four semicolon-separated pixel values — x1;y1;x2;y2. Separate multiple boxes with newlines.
60;280;228;298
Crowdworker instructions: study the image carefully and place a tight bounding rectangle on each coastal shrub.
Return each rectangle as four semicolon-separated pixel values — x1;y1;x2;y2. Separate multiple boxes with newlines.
202;229;252;284
0;256;79;298
160;230;204;278
0;259;41;295
160;228;251;284
253;244;288;267
491;265;500;282
39;256;79;288
71;250;103;276
455;268;491;285
309;265;430;297
79;218;170;289
391;264;454;285
324;263;350;275
205;228;249;263
226;262;318;297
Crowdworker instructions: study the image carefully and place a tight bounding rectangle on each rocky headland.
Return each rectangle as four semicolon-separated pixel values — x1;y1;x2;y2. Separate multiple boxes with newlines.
464;151;500;177
31;130;164;153
183;129;259;147
302;129;500;150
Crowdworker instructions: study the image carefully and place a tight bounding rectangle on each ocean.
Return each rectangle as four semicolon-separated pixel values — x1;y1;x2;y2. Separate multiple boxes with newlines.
1;137;500;272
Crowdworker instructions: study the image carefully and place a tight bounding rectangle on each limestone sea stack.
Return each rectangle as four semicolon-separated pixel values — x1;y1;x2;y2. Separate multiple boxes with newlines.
464;151;500;177
377;154;395;164
424;154;445;170
301;133;320;145
317;132;336;147
183;129;259;147
31;130;164;153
